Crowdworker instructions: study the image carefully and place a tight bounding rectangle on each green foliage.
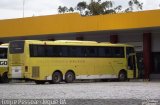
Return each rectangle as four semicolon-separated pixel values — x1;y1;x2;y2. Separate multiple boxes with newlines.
88;1;104;15
58;0;143;16
125;0;143;12
69;7;74;12
58;6;68;13
76;1;87;14
77;2;87;11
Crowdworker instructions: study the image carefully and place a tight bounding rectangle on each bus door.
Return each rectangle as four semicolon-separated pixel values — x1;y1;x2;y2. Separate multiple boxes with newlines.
127;54;136;78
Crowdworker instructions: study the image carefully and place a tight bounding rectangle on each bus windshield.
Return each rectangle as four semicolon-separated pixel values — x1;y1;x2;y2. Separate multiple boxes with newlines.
126;47;135;56
9;41;24;54
0;48;7;59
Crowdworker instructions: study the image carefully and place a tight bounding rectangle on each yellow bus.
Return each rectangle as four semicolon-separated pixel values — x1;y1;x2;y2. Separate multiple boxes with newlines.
8;40;137;84
0;43;9;83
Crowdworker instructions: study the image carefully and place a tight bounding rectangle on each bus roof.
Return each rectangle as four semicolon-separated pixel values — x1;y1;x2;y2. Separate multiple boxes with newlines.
11;40;134;47
0;43;8;48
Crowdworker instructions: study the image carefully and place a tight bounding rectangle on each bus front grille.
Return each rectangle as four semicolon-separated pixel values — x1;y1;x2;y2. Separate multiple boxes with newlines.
32;66;39;78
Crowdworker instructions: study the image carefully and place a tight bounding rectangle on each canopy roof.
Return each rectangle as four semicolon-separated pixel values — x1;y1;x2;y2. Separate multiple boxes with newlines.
0;10;160;38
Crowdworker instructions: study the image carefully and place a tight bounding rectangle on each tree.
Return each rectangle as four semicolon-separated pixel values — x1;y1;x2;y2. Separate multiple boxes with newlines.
87;0;116;15
101;1;113;11
88;1;104;15
69;7;74;13
125;0;143;12
114;5;122;13
76;1;87;14
58;0;116;16
58;6;63;13
58;6;69;14
58;0;143;16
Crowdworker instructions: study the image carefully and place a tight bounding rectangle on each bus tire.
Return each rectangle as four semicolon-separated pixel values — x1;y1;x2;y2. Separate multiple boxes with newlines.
35;80;45;84
0;75;2;83
52;71;62;84
1;72;9;83
65;71;75;83
118;70;127;81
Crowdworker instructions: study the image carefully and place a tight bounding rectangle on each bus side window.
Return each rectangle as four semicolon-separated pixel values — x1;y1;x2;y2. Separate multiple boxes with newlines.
69;46;85;57
37;45;45;57
61;46;69;57
85;47;97;57
52;46;61;57
30;45;45;57
30;45;38;57
69;47;77;57
112;47;124;58
46;46;53;57
98;47;112;57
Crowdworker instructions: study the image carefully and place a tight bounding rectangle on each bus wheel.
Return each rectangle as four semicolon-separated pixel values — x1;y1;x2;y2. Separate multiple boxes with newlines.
52;71;62;84
0;76;2;83
1;73;9;83
118;71;127;81
65;71;75;83
35;80;45;84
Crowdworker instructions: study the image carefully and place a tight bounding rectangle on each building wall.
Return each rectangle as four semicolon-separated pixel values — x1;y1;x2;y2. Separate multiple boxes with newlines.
152;31;160;52
119;32;143;52
151;31;160;74
83;33;110;42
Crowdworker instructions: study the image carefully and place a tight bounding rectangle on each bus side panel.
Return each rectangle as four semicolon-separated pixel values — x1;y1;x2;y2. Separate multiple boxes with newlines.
111;58;126;77
94;58;115;76
26;58;96;80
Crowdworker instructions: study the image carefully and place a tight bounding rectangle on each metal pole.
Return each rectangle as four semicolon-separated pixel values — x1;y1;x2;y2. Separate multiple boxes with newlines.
23;0;25;18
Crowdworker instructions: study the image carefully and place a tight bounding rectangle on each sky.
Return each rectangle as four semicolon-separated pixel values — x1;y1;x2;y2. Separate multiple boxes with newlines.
0;0;160;20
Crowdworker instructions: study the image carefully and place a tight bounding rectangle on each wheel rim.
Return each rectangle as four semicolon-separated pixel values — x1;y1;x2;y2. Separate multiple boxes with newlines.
52;72;62;83
120;73;125;79
54;75;60;82
67;74;73;81
119;72;126;81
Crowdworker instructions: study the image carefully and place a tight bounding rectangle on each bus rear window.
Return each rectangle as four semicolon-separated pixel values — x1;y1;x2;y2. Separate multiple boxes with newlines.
9;41;24;54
